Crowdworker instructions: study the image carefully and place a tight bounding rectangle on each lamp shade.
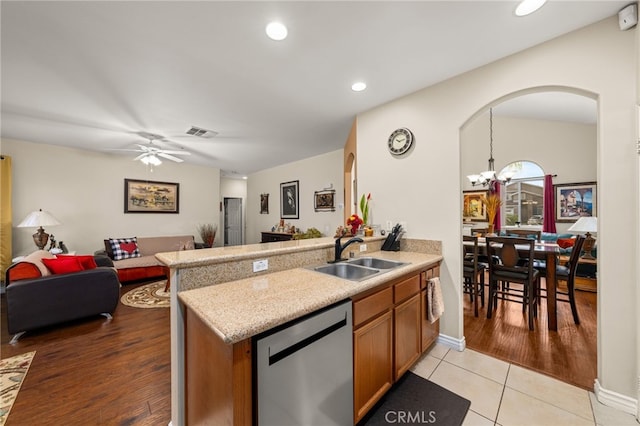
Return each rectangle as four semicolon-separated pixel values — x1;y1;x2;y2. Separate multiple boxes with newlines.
17;209;61;228
567;216;597;234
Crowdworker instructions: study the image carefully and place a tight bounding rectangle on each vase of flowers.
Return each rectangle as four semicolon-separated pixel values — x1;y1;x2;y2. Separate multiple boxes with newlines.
346;214;363;236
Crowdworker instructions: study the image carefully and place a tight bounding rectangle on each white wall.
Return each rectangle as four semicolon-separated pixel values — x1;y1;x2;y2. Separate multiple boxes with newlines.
246;149;344;244
461;114;597;233
3;138;220;255
357;17;638;402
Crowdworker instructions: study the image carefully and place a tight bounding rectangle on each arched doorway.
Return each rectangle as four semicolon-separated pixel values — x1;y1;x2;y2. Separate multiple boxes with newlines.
460;88;598;390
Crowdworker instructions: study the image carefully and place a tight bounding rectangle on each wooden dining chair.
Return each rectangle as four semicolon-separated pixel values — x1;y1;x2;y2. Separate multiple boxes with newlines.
486;236;540;330
535;234;586;324
463;235;486;317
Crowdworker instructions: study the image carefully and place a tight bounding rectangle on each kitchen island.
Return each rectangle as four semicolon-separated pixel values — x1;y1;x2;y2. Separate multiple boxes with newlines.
157;237;442;425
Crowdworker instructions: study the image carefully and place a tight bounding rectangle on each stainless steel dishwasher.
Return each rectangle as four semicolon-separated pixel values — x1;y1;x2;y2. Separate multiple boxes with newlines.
255;299;353;425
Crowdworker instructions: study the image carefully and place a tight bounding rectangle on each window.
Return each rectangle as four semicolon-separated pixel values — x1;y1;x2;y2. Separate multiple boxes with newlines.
501;161;544;226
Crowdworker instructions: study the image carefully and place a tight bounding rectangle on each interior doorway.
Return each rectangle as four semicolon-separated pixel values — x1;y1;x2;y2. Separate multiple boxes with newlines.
224;197;243;246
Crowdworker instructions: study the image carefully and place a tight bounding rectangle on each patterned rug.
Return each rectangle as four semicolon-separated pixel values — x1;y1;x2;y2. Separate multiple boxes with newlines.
120;281;170;308
0;351;36;425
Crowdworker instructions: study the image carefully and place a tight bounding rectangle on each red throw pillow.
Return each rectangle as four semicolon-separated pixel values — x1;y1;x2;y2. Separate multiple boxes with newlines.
42;257;85;275
58;255;97;270
557;238;576;249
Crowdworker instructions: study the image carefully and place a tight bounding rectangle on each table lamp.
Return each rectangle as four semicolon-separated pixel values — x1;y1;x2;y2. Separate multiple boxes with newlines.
17;209;61;250
568;216;597;260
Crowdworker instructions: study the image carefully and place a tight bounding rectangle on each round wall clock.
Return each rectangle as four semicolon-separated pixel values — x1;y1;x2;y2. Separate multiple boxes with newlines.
387;127;414;156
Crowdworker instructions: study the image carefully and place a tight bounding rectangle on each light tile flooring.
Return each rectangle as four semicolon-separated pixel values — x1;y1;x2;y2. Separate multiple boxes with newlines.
410;344;638;426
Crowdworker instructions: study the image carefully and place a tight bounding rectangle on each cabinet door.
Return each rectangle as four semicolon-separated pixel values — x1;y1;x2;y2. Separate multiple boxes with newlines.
353;310;393;424
394;293;421;380
421;289;439;352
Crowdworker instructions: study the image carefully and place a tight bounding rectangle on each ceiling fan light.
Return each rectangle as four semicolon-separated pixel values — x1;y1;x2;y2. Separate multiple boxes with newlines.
141;155;162;166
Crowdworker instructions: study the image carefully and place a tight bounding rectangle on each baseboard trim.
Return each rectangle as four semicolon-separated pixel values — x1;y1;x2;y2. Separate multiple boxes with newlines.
437;333;466;351
594;379;638;415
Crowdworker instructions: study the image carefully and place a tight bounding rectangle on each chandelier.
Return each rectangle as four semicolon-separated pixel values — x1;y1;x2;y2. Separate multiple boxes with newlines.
466;108;515;187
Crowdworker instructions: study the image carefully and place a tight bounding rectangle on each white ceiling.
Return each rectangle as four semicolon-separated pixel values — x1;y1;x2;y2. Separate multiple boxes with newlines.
1;1;622;176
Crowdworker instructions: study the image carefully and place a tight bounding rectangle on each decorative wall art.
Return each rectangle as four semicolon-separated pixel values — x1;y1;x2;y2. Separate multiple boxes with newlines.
463;190;488;222
280;180;299;219
314;190;336;212
124;179;179;213
260;193;269;214
554;182;597;222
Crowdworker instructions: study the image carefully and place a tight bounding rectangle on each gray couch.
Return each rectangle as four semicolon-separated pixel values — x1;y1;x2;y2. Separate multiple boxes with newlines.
5;255;120;342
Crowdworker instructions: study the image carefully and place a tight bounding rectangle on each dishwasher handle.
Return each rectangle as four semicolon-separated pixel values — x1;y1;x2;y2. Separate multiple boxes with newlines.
268;315;347;366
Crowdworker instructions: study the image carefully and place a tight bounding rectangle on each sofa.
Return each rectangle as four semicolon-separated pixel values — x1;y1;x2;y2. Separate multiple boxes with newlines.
96;235;195;284
5;250;120;342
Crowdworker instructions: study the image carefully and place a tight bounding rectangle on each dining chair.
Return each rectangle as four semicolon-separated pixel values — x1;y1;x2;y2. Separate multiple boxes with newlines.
463;235;486;317
486;236;540;330
534;234;586;324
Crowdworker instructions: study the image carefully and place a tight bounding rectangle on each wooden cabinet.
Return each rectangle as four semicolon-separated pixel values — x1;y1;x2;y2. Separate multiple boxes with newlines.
394;293;422;379
353;287;393;423
260;232;294;243
352;264;440;423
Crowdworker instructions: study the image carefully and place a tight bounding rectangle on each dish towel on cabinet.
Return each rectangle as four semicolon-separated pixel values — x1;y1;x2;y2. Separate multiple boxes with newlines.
427;277;444;323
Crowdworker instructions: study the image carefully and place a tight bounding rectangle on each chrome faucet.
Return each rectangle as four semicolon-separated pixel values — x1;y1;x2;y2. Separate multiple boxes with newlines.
333;236;364;262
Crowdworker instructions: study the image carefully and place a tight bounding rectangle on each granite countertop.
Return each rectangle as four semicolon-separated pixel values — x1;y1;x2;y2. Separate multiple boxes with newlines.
178;250;442;345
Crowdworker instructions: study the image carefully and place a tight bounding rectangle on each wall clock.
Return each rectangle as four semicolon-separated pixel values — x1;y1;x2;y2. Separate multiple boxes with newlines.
387;127;414;156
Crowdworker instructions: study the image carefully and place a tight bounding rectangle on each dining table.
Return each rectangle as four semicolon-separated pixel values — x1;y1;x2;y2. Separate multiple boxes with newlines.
464;237;561;331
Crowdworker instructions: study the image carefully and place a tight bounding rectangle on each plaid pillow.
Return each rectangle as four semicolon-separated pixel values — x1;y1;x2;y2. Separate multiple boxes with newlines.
108;237;141;261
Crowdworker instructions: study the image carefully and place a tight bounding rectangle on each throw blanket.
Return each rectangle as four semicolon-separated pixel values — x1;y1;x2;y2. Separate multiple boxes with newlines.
427;277;444;323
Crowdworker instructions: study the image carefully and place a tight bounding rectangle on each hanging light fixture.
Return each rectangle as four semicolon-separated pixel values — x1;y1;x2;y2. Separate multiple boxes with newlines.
466;108;516;187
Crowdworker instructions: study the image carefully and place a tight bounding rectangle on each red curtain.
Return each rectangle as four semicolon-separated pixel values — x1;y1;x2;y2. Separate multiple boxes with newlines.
543;174;556;233
493;182;501;232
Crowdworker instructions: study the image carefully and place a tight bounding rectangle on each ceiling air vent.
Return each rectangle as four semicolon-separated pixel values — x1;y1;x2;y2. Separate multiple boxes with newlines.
186;126;218;138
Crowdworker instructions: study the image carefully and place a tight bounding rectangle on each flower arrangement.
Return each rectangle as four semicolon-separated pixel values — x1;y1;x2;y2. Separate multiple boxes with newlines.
197;223;218;248
346;214;363;235
359;193;371;226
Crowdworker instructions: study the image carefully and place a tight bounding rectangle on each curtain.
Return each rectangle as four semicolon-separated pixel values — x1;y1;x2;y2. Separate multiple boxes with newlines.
494;182;501;232
0;155;12;281
543;174;556;233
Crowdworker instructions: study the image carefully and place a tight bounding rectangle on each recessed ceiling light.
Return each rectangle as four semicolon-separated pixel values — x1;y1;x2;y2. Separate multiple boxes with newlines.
351;82;367;92
515;0;547;16
266;22;288;41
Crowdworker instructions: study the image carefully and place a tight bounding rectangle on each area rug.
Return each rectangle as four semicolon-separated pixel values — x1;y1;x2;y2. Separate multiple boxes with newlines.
120;281;170;308
361;371;471;426
0;351;36;426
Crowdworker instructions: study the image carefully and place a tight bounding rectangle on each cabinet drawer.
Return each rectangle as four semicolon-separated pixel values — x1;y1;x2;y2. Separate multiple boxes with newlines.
394;274;420;303
353;286;393;328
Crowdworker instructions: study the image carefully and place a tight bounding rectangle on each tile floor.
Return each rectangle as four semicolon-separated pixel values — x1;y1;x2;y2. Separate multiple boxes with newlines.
410;344;638;426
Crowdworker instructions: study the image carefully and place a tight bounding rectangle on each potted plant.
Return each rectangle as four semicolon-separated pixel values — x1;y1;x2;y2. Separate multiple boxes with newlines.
197;223;218;248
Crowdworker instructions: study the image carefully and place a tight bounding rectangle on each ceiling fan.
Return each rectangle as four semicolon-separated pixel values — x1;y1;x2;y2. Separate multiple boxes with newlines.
114;134;191;165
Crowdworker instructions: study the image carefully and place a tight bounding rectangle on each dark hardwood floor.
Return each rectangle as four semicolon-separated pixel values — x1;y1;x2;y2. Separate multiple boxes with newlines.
1;275;597;425
463;276;597;391
1;282;171;425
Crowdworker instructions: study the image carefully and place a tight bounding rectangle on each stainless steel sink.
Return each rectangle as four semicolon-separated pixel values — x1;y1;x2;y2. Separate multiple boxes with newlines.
347;257;406;269
312;263;380;281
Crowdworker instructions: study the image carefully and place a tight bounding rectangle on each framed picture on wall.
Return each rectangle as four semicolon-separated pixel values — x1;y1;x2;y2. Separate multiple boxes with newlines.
463;190;488;222
314;190;335;212
260;193;269;214
124;179;179;213
280;180;299;219
554;182;597;222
